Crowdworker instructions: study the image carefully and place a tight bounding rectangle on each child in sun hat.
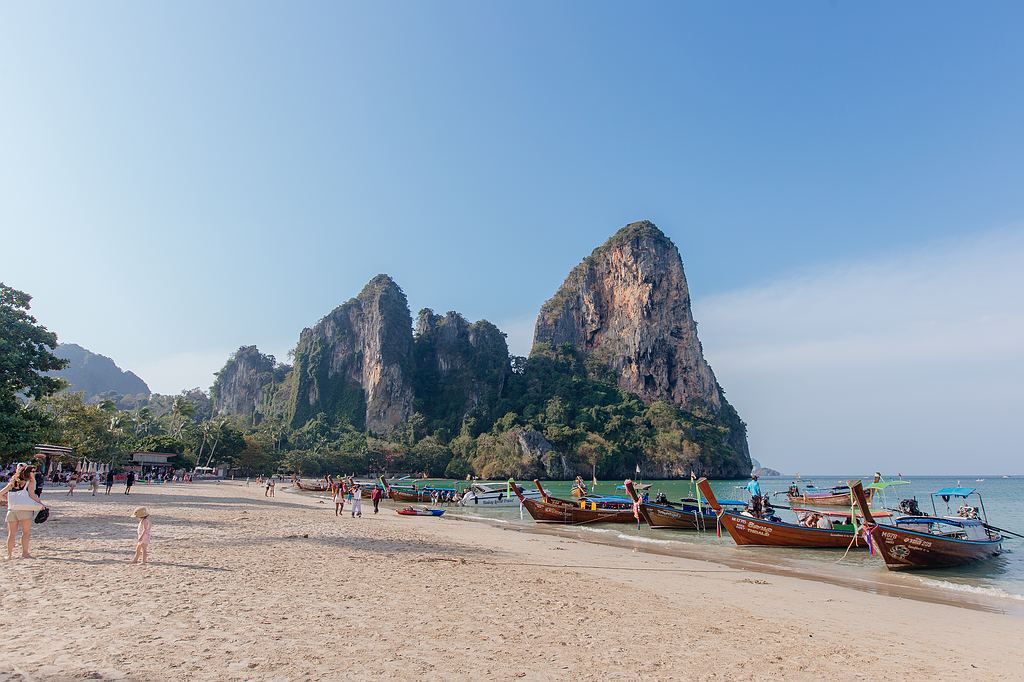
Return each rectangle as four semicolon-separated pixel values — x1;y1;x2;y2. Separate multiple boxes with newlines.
130;507;152;564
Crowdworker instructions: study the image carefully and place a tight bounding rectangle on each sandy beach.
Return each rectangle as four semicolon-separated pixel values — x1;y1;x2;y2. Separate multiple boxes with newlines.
1;481;1020;681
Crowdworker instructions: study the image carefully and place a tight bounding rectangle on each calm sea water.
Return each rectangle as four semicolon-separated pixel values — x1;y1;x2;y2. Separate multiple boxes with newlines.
398;475;1024;605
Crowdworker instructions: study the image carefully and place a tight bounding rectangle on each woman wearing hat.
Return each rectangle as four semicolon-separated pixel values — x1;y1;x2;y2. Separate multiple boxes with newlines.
2;464;47;560
130;507;153;564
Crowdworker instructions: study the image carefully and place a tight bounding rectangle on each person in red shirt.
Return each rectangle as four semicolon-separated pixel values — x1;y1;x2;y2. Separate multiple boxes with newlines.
370;486;383;514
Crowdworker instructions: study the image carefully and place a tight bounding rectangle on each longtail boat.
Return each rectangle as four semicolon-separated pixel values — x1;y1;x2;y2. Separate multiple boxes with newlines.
850;480;1003;571
379;476;455;503
509;480;637;524
623;479;744;531
785;481;875;507
697;478;874;548
292;478;329;492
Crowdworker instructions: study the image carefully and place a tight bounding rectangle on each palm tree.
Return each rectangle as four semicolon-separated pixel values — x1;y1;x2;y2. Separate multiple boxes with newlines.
170;397;195;438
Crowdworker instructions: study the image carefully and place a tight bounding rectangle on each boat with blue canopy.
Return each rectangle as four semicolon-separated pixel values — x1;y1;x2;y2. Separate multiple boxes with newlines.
850;481;1003;570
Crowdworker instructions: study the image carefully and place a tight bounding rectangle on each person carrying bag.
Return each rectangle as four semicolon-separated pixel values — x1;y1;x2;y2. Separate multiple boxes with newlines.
2;464;48;560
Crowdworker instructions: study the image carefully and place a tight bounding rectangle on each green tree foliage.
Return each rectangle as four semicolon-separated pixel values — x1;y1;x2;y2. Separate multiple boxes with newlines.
0;283;68;458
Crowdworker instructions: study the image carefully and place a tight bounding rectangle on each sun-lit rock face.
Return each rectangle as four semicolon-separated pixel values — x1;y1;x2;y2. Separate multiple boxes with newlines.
533;220;723;411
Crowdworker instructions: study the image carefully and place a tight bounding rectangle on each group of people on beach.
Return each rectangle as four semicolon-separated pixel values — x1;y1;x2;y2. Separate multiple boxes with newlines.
253;475;277;497
328;476;383;517
1;462;157;564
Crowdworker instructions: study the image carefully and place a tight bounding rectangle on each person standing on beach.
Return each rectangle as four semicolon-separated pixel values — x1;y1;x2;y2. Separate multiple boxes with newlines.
105;469;115;494
125;471;135;495
66;472;79;497
350;485;362;518
130;507;152;564
267;478;276;498
371;485;382;514
2;465;47;560
90;471;100;496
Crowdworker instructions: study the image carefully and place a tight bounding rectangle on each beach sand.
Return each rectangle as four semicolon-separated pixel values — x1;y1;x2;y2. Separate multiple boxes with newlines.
0;481;1020;681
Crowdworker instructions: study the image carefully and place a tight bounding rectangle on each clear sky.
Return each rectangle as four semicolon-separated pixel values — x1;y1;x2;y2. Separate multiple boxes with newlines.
2;3;1022;474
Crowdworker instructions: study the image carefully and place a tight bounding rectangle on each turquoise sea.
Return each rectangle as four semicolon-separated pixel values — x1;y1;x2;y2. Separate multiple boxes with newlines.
386;475;1024;610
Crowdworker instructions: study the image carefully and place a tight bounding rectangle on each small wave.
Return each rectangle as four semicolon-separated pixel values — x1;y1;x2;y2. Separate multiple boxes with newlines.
617;534;672;545
451;514;510;524
574;527;613;534
918;578;1024;602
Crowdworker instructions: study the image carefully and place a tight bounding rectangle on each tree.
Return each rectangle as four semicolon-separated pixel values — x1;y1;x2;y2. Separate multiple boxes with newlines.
0;283;68;459
36;393;122;464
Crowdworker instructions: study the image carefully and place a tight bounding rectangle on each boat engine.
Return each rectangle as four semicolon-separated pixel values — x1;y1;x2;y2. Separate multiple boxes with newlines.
898;498;922;516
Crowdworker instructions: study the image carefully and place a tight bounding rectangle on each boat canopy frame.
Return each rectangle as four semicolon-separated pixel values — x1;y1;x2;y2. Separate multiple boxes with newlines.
930;488;989;524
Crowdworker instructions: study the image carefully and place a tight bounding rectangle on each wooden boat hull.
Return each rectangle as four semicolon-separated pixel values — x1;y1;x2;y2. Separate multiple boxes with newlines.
866;524;1002;570
787;488;874;507
719;513;865;548
387;489;431;503
521;498;637;524
639;503;714;531
293;480;329;492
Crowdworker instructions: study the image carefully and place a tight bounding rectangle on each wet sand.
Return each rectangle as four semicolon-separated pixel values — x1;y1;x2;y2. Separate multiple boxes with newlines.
1;481;1020;681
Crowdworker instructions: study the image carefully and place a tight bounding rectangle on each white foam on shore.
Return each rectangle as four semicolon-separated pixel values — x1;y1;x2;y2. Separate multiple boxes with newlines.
917;578;1024;602
618;534;672;545
574;527;613;534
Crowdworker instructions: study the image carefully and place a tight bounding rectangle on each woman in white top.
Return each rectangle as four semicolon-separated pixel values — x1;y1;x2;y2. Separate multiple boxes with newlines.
1;464;47;560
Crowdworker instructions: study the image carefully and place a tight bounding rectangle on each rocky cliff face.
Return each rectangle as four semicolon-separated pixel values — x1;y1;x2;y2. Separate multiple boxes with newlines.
533;221;723;411
533;220;750;472
288;275;415;434
413;309;510;430
211;346;280;424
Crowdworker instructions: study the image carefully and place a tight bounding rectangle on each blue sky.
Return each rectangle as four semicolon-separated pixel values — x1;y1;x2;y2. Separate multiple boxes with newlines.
2;3;1022;473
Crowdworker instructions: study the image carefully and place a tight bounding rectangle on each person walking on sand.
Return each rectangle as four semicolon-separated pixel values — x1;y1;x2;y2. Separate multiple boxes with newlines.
130;507;152;564
105;469;115;495
66;472;79;497
2;465;47;560
333;482;345;516
125;471;136;495
90;471;100;496
371;485;382;514
350;484;363;518
267;477;276;498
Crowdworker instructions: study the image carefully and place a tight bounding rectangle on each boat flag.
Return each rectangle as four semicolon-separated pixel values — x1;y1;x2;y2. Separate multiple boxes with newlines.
626;479;641;525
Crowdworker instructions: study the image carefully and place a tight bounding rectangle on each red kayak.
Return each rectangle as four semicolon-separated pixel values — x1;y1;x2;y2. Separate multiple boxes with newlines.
396;507;445;517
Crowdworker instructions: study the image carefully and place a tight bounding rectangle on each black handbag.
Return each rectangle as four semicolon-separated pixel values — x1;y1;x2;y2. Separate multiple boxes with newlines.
34;507;50;524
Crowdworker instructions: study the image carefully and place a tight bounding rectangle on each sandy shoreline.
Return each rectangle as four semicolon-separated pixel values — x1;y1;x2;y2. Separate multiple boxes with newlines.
1;481;1020;681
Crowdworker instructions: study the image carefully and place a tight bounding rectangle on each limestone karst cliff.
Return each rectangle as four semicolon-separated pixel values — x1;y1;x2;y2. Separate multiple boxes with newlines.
532;220;750;473
209;220;750;478
533;220;723;410
288;275;415;434
211;346;285;425
413;309;510;433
